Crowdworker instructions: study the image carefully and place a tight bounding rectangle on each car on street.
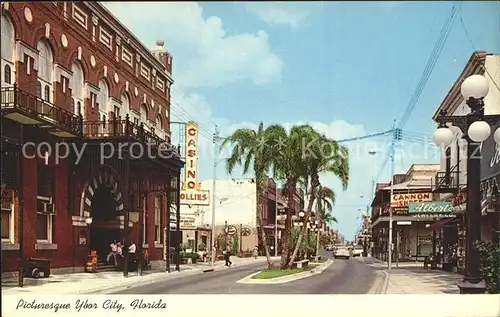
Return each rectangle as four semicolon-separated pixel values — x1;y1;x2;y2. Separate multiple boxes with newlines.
352;245;364;257
333;246;351;259
325;244;335;251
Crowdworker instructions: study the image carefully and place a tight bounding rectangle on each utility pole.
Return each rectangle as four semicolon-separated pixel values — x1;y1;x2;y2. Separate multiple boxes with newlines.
388;121;400;271
210;126;219;267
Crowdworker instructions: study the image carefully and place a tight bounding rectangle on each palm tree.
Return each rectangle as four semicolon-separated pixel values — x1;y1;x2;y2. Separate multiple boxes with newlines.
314;185;337;260
221;122;284;268
287;134;349;267
265;124;313;269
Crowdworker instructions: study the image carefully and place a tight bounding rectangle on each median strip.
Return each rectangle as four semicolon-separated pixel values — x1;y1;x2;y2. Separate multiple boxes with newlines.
237;259;333;285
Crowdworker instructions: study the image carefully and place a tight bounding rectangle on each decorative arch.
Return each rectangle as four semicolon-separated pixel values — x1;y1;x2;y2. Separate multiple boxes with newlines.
155;112;163;129
1;13;15;61
95;69;117;97
120;92;131;116
79;165;125;218
31;26;61;60
66;50;91;79
98;78;110;114
139;103;149;123
1;7;23;40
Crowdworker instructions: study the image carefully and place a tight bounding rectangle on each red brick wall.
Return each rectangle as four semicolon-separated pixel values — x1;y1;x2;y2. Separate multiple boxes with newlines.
2;2;176;272
5;2;172;130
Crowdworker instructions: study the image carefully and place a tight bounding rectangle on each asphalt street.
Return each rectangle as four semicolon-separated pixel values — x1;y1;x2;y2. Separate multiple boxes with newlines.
113;253;378;294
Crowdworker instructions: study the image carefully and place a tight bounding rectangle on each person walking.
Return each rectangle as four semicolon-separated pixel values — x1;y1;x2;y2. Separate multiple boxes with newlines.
224;246;233;267
106;240;118;266
252;246;258;259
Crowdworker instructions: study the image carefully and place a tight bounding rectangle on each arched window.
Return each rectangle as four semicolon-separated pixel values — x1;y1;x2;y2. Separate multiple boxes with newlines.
71;62;85;116
1;14;14;61
156;115;162;129
36;82;42;98
37;40;53;102
4;64;11;84
1;14;15;86
98;80;109;114
43;85;50;101
37;41;53;83
120;93;130;116
140;104;148;124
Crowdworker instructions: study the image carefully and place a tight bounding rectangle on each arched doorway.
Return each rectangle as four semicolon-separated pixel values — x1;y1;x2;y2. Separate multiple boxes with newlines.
89;186;120;261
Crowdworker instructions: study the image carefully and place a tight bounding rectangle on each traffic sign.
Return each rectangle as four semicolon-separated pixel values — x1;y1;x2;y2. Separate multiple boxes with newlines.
241;227;251;236
224;225;237;235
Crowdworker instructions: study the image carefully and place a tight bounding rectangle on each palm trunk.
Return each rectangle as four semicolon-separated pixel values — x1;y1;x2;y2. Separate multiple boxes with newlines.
287;174;319;267
256;177;273;268
279;179;296;269
314;191;322;262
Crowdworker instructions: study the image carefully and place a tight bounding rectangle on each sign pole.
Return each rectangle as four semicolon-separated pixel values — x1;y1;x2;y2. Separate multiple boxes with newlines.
388;125;396;271
210;126;219;267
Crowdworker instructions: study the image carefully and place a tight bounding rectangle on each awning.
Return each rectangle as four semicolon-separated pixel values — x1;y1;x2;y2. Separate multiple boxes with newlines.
427;218;457;230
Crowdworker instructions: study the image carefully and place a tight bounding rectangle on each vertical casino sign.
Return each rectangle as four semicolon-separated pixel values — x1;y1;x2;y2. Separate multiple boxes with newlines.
180;121;210;206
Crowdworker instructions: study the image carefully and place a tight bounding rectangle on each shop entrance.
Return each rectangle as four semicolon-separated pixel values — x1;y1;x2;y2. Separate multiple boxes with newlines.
89;186;120;261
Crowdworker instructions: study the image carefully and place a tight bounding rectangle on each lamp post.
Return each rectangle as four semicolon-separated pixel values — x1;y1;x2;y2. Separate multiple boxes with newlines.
293;211;307;258
433;74;500;294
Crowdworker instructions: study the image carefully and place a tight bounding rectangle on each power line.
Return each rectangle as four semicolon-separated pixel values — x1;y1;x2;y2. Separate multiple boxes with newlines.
374;2;460;184
397;1;460;130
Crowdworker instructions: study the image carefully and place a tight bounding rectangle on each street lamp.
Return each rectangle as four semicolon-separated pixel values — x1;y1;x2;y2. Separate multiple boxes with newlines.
433;74;500;294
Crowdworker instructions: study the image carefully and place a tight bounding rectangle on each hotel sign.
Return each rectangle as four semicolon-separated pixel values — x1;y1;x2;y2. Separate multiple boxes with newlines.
180;121;210;206
408;202;455;214
390;192;432;208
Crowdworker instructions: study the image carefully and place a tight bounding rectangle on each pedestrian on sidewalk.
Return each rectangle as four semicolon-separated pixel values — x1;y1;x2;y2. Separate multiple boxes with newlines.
224;246;232;267
252;246;258;259
106;240;118;266
128;240;137;271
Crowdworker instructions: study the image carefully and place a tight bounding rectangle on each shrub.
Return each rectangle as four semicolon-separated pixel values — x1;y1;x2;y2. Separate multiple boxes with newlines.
474;240;500;294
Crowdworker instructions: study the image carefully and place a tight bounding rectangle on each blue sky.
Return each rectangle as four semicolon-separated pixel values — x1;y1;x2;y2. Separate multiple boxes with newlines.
105;1;500;240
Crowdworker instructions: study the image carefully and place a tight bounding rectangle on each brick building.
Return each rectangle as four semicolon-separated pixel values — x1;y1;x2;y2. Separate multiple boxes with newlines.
1;2;183;276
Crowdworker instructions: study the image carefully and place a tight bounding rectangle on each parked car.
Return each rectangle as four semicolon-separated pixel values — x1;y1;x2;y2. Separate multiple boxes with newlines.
325;244;335;251
352;245;364;257
334;246;351;259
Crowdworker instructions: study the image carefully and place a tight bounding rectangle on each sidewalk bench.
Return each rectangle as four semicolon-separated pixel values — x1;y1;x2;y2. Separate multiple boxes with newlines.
292;260;309;269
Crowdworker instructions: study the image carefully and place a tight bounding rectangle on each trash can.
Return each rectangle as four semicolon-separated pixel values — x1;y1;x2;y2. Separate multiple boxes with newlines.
23;257;51;278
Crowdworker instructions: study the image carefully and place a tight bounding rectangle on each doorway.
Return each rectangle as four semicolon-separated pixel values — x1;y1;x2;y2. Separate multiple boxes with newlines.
89;186;119;261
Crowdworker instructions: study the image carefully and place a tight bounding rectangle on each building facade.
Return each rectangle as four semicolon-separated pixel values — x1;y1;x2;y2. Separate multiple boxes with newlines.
371;164;454;262
431;51;500;245
1;2;183;276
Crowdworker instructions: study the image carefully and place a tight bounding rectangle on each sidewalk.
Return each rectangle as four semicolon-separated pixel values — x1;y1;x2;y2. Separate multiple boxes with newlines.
2;256;276;295
358;257;462;294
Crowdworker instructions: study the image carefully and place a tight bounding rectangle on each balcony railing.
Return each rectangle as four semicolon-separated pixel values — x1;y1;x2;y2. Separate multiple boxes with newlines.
433;169;459;193
83;115;180;159
1;85;83;137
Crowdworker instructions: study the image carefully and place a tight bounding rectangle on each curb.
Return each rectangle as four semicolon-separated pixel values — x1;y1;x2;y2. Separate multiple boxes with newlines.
368;270;389;294
87;258;274;294
237;259;333;285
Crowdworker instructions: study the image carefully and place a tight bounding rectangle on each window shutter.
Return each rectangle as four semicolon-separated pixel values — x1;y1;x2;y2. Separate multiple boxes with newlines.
1;148;17;189
37;166;54;198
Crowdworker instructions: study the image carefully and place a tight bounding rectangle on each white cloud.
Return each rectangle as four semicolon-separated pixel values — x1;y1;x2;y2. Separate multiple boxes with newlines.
103;2;282;88
244;2;323;29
